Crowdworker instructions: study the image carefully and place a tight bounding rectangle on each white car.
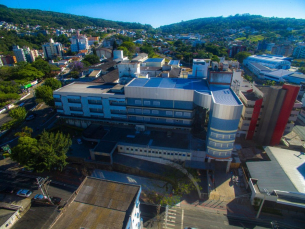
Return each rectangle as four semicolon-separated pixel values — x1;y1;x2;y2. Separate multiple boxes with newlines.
16;189;32;198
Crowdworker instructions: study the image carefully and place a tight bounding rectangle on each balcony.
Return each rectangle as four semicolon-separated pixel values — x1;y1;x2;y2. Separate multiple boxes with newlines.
239;91;259;106
293;100;302;109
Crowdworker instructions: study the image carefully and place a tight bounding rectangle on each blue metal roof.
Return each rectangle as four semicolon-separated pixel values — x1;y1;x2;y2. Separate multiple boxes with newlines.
158;78;176;88
169;60;180;65
127;78;149;87
144;78;162;87
144;58;164;63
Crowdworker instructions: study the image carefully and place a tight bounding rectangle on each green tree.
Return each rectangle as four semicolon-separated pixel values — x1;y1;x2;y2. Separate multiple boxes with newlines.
9;107;27;121
44;78;62;90
10;130;71;172
299;67;305;74
70;71;80;79
15;126;33;137
82;54;100;65
35;85;54;106
121;41;136;53
31;58;51;75
211;55;220;62
117;46;129;57
235;51;251;63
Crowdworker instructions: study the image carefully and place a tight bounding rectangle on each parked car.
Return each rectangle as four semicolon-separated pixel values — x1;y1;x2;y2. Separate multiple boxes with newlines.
32;194;62;205
16;189;32;198
33;194;47;201
77;138;82;144
26;114;36;121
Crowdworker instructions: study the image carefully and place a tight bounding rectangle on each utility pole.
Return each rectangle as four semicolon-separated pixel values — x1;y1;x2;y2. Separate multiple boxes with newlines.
36;177;53;205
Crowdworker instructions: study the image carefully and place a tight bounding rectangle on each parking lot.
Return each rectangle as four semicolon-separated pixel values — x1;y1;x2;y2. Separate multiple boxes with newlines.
0;170;76;229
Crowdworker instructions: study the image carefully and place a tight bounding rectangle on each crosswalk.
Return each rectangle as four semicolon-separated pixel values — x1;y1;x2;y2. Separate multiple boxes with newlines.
162;206;182;229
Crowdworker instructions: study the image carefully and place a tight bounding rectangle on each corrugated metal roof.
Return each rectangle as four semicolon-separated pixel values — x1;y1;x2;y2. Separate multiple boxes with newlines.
247;146;305;193
144;58;164;62
211;88;241;106
127;78;149;87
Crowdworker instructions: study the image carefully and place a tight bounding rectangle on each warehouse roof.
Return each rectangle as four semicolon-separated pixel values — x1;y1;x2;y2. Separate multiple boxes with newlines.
144;58;164;63
247;146;305;194
52;177;140;229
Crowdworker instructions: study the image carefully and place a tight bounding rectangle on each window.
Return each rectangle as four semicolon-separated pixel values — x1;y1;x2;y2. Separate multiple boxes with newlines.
153;101;160;106
152;110;159;115
166;111;173;116
144;117;150;121
131;148;134;151
128;108;135;113
184;112;191;117
135;149;138;151
143;109;150;114
120;147;123;150
70;107;82;111
144;101;151;106
175;112;182;116
88;99;102;104
135;100;141;105
140;149;142;152
68;98;81;103
148;151;151;153
159;152;162;154
136;116;143;121
166;119;174;123
127;148;129;150
90;108;103;113
135;109;142;113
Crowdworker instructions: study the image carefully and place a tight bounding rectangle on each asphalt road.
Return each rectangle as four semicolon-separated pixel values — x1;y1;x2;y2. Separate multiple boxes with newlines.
160;206;271;229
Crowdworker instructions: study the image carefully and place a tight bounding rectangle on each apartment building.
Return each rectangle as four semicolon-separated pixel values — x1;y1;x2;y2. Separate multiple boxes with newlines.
271;44;293;57
42;39;63;59
13;45;27;63
53;59;243;168
293;43;305;59
70;31;89;52
238;84;301;145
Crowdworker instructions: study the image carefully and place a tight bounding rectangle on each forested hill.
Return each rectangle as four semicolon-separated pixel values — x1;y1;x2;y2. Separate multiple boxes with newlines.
159;14;305;34
0;5;152;30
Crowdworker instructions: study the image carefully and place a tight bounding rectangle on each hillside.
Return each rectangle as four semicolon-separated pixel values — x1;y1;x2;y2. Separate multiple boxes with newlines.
0;5;152;30
159;14;305;34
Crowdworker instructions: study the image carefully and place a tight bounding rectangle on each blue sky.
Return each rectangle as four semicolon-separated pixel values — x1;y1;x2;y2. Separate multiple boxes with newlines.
2;0;305;28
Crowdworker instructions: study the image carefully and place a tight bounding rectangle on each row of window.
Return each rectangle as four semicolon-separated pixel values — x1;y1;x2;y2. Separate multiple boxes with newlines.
134;116;191;124
68;98;81;103
207;149;231;156
121;147;190;157
128;108;191;117
210;132;235;139
209;141;234;148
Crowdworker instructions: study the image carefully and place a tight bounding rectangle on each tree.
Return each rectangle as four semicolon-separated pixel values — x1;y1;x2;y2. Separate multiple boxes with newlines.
211;55;220;62
234;51;251;63
31;58;51;75
70;71;80;79
117;46;129;57
9;107;26;121
11;130;71;172
82;54;100;65
35;85;54;106
15;126;33;137
92;47;97;56
299;67;305;74
44;78;61;90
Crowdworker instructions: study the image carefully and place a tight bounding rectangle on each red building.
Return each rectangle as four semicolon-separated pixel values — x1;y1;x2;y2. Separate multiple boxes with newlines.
238;84;301;145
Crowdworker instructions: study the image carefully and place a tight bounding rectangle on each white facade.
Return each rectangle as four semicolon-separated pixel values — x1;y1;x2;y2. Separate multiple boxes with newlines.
70;33;89;52
191;59;210;78
42;39;63;59
30;50;39;62
13;45;27;63
118;62;141;78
